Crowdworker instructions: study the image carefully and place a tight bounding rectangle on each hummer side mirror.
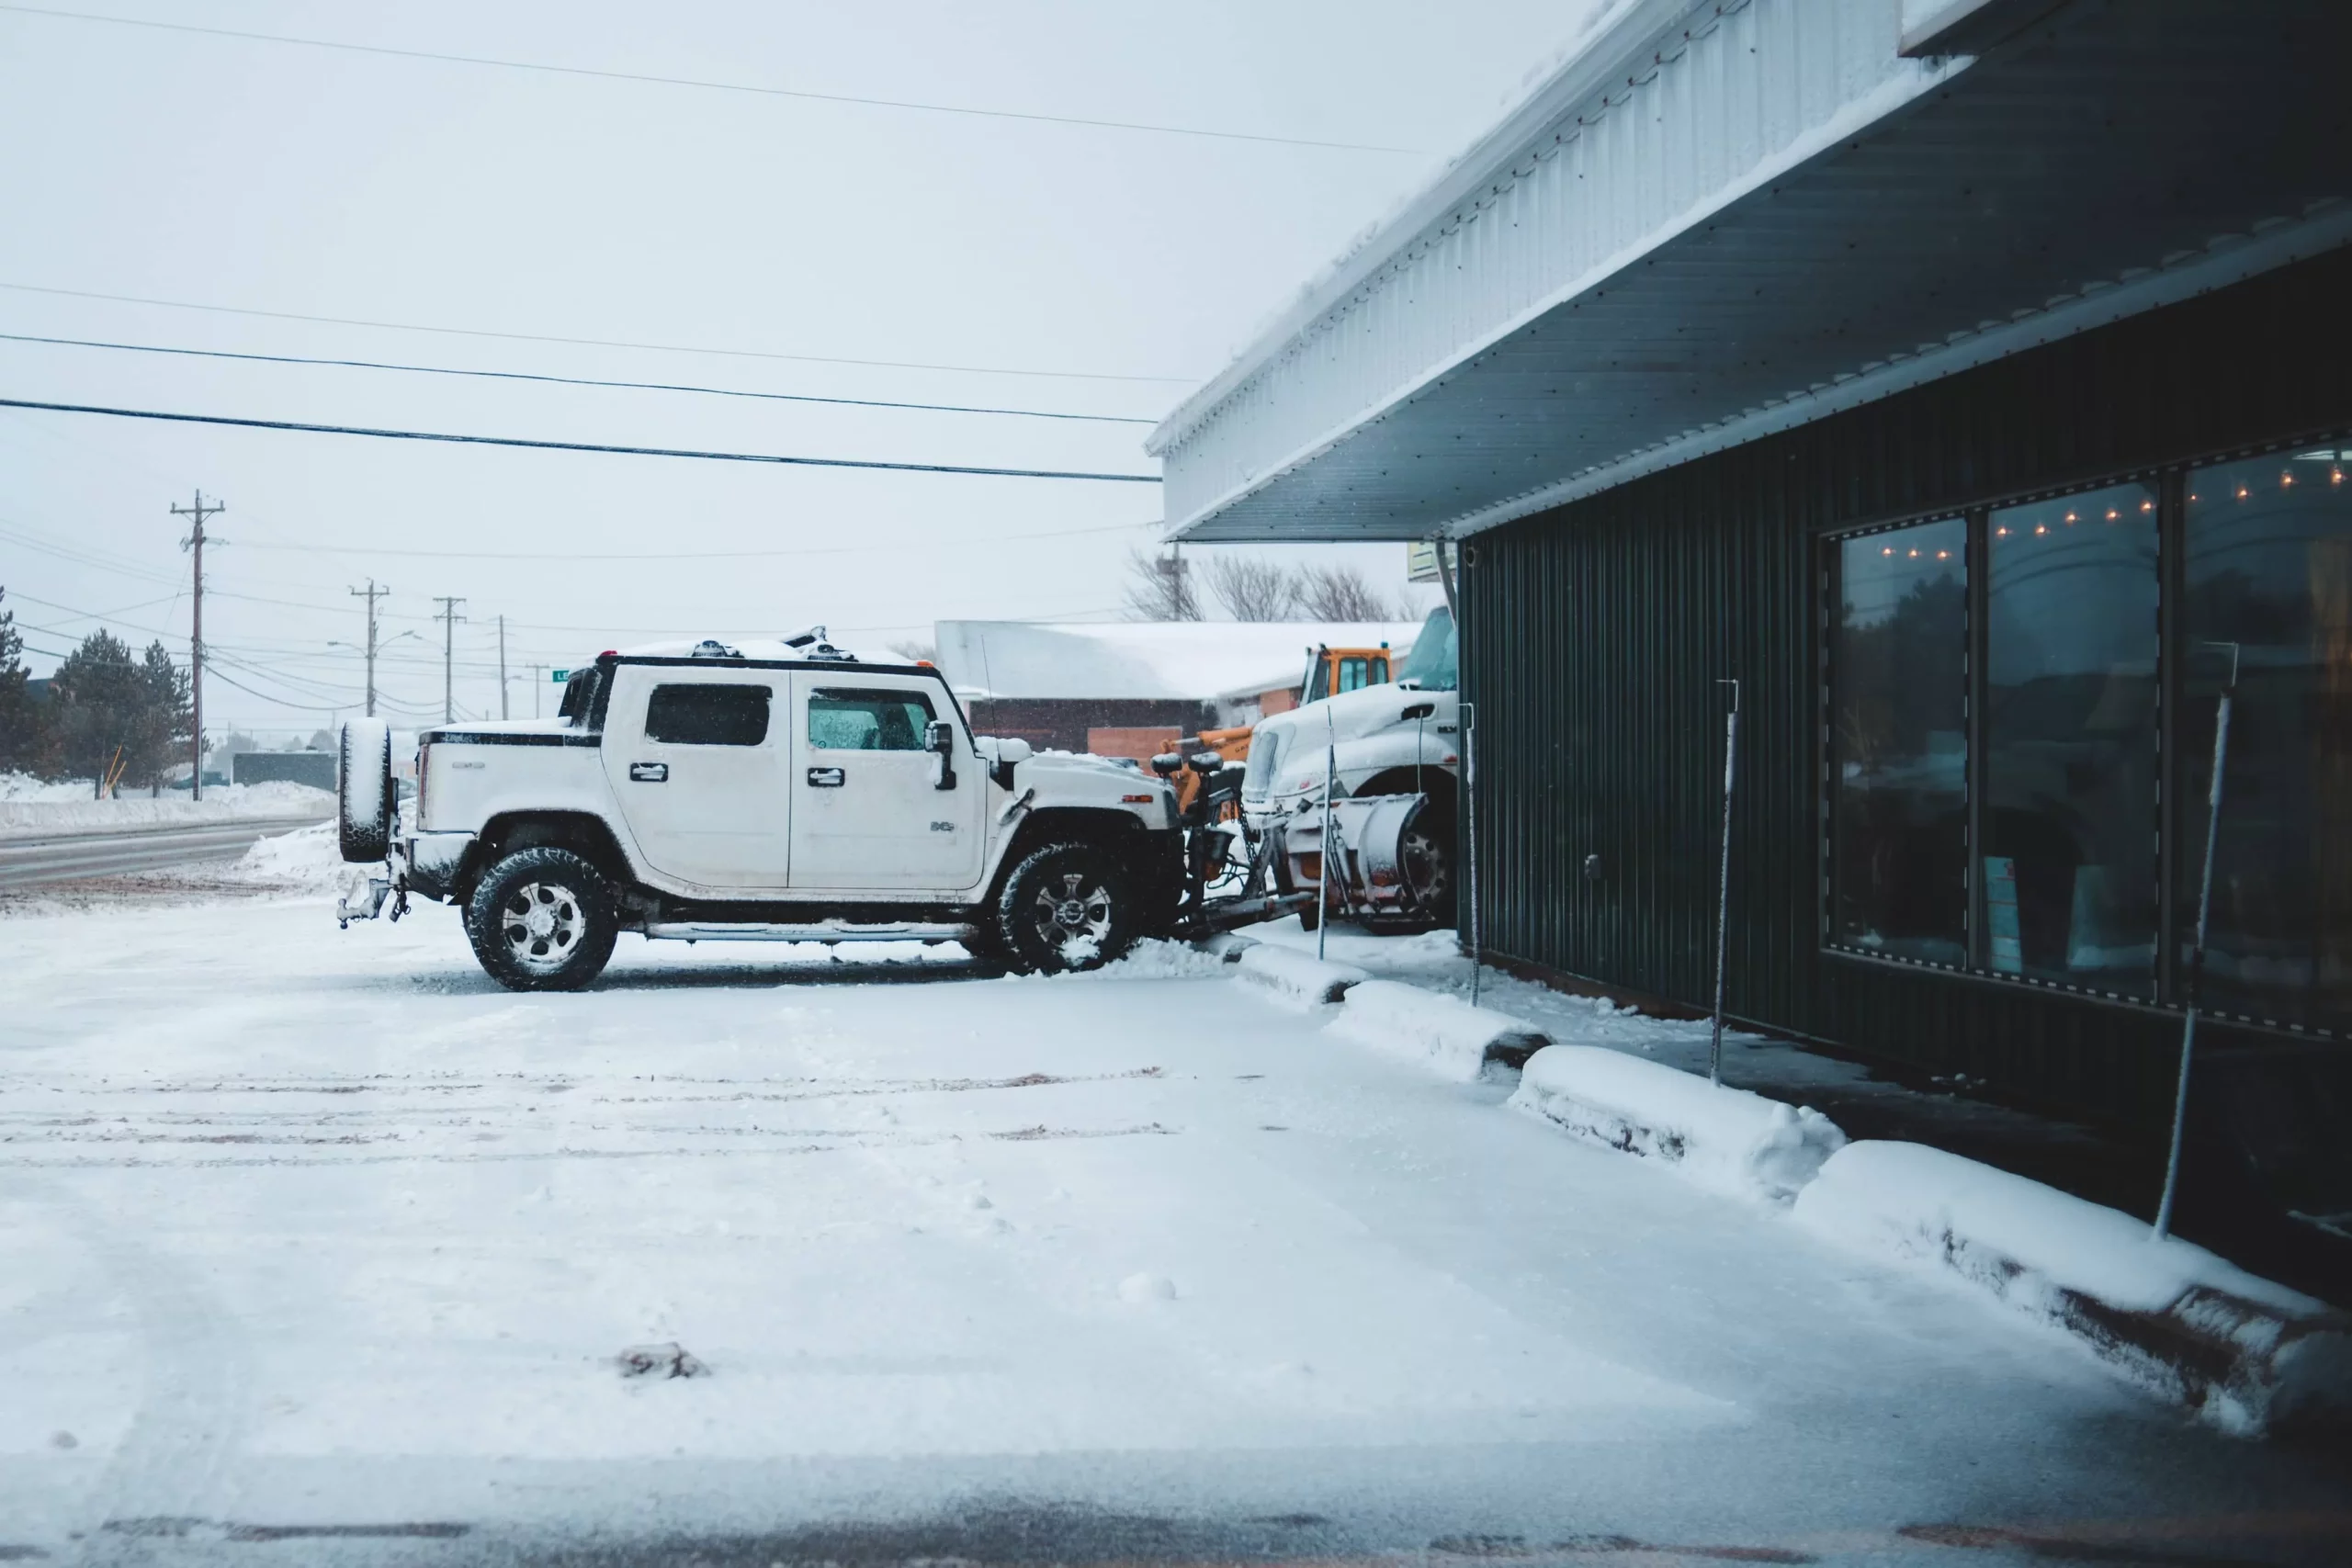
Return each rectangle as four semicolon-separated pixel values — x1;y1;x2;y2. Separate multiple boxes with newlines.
926;719;957;791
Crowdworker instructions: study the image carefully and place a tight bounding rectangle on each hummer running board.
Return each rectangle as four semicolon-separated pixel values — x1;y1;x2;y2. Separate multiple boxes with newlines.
643;920;979;944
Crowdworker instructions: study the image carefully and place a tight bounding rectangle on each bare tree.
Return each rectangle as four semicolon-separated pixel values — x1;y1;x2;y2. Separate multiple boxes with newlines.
1204;554;1301;621
1121;547;1204;621
1295;562;1403;621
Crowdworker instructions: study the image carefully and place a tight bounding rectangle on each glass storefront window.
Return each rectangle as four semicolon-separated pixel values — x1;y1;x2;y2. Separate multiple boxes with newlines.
2181;450;2352;1032
1982;481;2161;996
1829;518;1968;964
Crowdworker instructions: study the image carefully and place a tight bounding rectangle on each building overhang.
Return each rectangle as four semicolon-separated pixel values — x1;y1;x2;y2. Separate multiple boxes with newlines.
1156;0;2350;543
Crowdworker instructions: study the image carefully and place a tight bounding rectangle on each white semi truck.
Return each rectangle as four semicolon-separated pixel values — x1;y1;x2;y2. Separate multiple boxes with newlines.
1243;607;1462;931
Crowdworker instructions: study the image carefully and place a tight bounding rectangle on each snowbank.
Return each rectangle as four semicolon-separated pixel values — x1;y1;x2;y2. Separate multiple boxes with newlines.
228;820;351;893
1510;1045;1847;1205
1233;944;1368;1008
1091;938;1235;981
1324;979;1548;1083
1794;1142;2352;1436
0;780;333;837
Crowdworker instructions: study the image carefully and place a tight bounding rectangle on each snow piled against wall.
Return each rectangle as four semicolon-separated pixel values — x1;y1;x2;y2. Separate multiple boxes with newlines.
1511;1044;1847;1204
1794;1141;2318;1317
1325;979;1546;1082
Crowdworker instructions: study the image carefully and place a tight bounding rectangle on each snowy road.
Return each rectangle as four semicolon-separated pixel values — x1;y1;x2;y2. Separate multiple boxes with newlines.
0;817;330;888
2;875;2346;1565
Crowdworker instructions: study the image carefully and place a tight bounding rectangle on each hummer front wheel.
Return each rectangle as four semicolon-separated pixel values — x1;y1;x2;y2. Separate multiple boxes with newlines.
994;841;1138;974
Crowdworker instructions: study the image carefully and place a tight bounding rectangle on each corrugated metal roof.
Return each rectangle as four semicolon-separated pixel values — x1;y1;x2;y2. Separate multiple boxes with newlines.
1159;0;2352;543
933;619;1423;702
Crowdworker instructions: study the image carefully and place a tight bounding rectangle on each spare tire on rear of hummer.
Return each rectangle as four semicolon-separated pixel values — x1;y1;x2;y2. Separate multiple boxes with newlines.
339;718;394;863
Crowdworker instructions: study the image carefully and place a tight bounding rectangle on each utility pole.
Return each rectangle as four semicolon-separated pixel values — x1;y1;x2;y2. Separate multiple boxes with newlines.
172;490;225;800
432;596;466;723
498;614;510;720
529;664;545;719
349;580;389;717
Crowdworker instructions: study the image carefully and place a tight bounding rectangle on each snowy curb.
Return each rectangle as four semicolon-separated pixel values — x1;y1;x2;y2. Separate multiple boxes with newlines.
1232;944;1369;1008
1508;1045;1846;1204
1793;1142;2352;1438
1325;980;1550;1083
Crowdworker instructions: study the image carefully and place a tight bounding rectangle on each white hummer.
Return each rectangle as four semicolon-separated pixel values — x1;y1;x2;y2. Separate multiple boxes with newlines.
335;631;1195;990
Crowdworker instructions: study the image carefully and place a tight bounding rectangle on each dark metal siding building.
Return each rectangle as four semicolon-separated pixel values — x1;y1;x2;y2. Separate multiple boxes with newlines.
1464;248;2352;1129
1150;0;2352;1185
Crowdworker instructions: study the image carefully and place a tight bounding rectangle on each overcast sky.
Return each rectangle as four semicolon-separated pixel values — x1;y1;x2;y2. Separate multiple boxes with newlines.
0;0;1600;732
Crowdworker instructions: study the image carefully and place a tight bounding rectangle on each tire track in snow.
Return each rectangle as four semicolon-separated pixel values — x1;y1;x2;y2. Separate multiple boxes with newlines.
0;1067;1179;1169
8;1179;254;1567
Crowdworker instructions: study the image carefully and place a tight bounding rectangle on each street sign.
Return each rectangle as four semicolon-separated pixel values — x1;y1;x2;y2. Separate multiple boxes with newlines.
551;669;570;682
1405;540;1458;583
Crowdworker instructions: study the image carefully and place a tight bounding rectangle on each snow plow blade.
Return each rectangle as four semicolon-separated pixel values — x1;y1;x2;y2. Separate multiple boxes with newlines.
1281;792;1447;930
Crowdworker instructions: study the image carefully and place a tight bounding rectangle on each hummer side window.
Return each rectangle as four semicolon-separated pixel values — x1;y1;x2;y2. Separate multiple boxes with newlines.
808;688;935;751
645;683;772;746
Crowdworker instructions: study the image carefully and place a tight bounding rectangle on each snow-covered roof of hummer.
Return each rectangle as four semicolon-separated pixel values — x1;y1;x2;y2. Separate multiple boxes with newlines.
611;632;906;666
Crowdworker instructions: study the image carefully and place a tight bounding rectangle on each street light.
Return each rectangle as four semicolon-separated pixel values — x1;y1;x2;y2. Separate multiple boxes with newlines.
329;630;421;717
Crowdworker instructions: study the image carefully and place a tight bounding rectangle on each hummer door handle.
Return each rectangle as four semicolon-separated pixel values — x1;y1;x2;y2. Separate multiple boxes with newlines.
807;766;845;787
628;762;668;783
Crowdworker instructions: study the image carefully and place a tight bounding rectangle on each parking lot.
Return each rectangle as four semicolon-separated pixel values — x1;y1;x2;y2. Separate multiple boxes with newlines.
3;860;2347;1566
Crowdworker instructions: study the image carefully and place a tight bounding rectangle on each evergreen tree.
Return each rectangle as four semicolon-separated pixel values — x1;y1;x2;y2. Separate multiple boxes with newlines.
46;629;145;795
130;640;194;790
0;586;40;775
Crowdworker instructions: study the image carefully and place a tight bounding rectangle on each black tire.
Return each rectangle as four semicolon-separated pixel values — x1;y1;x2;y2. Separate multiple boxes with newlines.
465;847;618;991
993;840;1140;974
338;718;394;863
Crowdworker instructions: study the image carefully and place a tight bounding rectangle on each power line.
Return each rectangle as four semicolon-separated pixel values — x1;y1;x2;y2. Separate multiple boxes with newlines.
233;519;1155;562
0;330;1159;424
0;281;1197;385
200;660;360;713
0;395;1166;482
0;4;1425;156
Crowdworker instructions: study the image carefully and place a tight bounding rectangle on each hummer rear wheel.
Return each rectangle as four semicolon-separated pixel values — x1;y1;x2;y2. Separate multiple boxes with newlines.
466;847;618;991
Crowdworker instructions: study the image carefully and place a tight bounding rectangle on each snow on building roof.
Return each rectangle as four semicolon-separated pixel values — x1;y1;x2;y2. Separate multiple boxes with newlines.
934;620;1423;703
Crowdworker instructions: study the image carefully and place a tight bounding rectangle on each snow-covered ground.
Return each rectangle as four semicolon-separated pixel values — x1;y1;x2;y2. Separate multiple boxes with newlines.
3;857;2345;1564
0;777;334;838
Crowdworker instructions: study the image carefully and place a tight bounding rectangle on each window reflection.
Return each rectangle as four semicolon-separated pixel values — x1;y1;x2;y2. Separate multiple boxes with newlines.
1830;518;1967;964
2182;450;2352;1032
1983;482;2161;995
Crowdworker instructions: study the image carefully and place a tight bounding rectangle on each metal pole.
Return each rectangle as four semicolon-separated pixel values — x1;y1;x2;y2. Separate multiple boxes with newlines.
189;510;202;801
498;614;509;720
172;490;224;800
1710;680;1741;1087
432;596;466;723
1465;700;1481;1010
2155;644;2238;1241
350;580;387;717
1317;725;1335;964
